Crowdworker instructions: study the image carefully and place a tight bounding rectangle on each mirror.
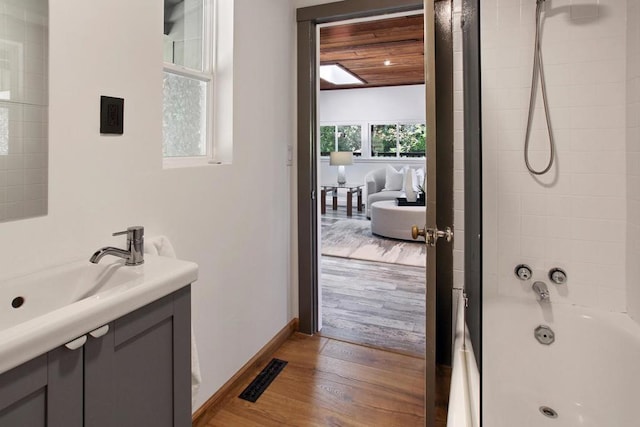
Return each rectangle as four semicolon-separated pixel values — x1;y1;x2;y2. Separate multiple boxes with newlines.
0;0;48;222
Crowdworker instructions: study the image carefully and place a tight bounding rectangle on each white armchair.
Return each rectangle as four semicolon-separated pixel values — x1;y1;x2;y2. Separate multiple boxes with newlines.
364;165;425;218
364;167;404;218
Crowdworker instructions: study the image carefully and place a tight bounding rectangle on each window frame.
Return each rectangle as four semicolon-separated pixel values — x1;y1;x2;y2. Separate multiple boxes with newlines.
162;0;216;168
369;120;426;159
319;123;363;157
319;120;427;160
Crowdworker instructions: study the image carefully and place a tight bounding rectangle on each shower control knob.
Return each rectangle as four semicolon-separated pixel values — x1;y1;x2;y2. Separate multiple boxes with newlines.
515;264;533;281
549;268;567;284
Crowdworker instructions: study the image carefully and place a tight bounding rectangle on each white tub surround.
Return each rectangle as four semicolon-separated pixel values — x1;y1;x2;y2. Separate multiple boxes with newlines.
484;296;640;427
482;0;629;311
448;291;480;427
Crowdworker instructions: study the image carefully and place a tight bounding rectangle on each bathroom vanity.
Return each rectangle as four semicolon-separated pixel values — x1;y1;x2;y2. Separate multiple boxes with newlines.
0;255;198;427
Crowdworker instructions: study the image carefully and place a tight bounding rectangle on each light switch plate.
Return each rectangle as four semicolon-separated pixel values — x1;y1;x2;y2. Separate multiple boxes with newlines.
100;96;124;134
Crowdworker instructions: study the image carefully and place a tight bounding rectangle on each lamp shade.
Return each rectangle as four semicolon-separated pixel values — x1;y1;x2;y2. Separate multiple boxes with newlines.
329;151;354;166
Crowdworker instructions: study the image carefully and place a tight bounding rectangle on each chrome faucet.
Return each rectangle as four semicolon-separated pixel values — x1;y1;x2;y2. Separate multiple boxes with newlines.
90;226;144;266
532;281;550;301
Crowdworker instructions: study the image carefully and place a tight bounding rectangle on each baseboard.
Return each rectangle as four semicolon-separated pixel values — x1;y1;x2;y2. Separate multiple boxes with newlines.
192;318;299;425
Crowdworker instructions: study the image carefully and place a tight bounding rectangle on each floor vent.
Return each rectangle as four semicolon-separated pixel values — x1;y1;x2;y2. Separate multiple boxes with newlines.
238;358;288;403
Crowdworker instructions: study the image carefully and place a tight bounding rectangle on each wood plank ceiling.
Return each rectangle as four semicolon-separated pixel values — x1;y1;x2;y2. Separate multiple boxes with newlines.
319;14;425;90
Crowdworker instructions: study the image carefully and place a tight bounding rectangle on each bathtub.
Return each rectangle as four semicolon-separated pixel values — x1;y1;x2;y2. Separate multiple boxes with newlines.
448;291;480;427
483;296;640;426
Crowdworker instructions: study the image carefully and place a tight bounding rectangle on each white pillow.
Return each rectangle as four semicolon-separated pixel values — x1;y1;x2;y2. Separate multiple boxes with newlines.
383;165;404;191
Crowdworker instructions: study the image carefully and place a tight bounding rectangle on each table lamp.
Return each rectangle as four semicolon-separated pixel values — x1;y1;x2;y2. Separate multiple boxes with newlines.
329;151;353;185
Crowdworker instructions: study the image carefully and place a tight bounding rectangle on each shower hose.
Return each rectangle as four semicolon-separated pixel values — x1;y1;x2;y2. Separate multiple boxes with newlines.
524;0;555;175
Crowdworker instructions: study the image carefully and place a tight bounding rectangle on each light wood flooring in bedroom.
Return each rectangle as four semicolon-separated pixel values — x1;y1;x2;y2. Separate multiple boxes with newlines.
320;201;426;357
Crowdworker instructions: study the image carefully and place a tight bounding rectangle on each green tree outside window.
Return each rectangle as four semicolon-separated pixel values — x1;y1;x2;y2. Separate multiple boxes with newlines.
320;125;362;156
371;123;426;158
371;124;398;157
320;126;335;156
337;125;361;154
399;124;426;156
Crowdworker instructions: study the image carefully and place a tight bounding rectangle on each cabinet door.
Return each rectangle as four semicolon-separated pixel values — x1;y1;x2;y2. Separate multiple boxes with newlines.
0;356;47;427
84;286;191;427
0;344;83;427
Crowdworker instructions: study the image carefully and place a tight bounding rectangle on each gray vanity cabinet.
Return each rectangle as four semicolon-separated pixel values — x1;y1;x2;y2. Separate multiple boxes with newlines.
0;286;191;427
84;285;191;427
0;344;84;426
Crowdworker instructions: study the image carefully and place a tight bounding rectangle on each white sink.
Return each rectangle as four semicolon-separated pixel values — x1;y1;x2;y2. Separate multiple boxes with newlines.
0;254;198;374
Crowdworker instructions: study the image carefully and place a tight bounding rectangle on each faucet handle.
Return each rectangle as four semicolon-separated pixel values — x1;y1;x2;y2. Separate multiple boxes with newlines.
112;226;144;241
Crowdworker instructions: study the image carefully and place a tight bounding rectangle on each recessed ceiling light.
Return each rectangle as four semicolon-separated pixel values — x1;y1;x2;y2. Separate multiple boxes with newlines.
319;64;364;85
384;60;391;66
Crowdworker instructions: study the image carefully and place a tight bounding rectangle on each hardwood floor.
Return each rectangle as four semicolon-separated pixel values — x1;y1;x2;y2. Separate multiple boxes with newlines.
196;199;450;427
320;256;425;356
320;197;426;356
197;334;446;427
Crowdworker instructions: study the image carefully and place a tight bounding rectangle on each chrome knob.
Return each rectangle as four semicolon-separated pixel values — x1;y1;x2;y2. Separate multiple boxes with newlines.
433;227;454;243
426;227;453;246
412;225;453;246
549;268;567;284
515;264;533;281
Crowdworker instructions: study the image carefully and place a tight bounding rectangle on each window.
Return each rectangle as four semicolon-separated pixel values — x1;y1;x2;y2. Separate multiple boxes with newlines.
320;124;362;156
163;0;213;161
370;122;426;158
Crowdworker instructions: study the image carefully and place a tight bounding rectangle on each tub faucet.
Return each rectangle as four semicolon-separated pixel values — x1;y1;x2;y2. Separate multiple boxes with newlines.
90;226;144;266
532;281;550;301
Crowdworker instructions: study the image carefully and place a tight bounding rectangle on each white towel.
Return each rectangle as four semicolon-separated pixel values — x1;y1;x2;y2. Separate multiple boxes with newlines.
144;235;177;258
144;235;202;408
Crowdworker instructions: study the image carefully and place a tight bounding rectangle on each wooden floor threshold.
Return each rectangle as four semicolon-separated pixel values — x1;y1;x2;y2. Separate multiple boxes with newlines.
317;330;425;360
192;318;299;426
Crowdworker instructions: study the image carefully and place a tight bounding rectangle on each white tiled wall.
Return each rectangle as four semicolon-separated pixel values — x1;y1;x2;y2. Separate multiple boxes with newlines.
627;0;640;322
453;0;465;291
0;0;48;221
482;0;628;311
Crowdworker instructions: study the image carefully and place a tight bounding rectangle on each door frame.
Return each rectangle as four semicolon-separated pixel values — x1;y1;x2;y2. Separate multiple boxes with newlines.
296;2;446;426
461;0;482;370
295;0;423;335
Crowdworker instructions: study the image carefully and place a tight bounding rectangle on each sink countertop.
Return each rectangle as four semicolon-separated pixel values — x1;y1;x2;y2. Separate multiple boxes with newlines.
0;254;198;375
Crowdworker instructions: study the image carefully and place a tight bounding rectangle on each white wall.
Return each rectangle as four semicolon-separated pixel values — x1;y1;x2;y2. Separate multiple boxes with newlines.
318;85;426;188
319;84;425;123
482;0;628;311
0;0;295;411
627;0;640;323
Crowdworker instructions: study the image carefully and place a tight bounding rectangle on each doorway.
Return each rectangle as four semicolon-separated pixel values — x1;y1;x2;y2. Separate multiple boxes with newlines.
297;1;457;426
296;0;426;336
316;12;428;357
